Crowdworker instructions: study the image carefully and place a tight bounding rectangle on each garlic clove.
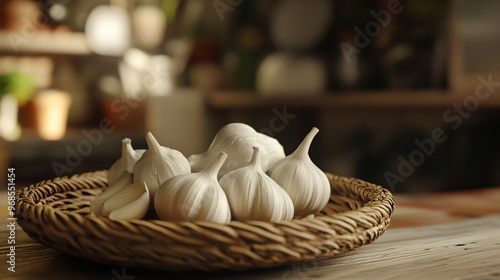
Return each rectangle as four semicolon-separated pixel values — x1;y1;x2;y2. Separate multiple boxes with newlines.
220;146;294;222
101;182;150;220
155;152;232;224
133;132;191;206
90;171;133;217
269;127;330;217
108;138;145;186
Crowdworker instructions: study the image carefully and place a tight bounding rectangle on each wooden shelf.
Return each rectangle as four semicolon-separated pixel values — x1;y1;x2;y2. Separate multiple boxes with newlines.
0;31;91;55
207;90;500;109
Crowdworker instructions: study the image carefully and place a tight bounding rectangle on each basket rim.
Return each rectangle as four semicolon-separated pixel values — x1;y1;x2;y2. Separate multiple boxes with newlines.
15;170;395;271
16;170;394;226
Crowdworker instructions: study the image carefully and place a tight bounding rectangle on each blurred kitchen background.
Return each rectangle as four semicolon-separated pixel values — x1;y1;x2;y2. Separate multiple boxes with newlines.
1;0;500;193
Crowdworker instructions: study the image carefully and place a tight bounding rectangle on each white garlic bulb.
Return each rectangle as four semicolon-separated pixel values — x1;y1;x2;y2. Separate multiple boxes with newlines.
155;152;231;224
91;171;133;217
269;127;330;217
189;123;285;178
133;132;190;205
216;136;269;179
100;182;150;220
257;132;286;169
220;147;294;222
108;138;145;186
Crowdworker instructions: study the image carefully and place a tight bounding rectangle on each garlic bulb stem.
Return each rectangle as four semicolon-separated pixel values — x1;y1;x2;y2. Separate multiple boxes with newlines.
201;151;228;177
108;138;145;186
119;138;141;173
249;145;261;168
133;132;191;207
122;138;133;160
292;127;319;159
146;132;162;155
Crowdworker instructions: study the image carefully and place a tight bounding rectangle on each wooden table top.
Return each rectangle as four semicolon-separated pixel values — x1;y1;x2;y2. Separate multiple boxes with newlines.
1;187;500;280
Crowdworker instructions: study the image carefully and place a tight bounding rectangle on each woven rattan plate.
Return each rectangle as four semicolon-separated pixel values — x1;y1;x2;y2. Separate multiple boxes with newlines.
15;170;394;271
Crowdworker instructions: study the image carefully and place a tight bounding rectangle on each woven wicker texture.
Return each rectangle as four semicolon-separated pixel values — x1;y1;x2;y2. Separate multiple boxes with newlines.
15;171;394;271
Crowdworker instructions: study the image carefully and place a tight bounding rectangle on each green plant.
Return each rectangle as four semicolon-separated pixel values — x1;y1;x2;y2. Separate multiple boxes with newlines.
0;72;35;104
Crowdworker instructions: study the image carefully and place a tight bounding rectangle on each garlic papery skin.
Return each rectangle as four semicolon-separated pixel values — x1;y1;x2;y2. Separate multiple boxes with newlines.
133;132;190;205
91;171;133;217
189;123;285;177
188;123;256;173
257;132;286;169
220;147;294;222
108;138;145;186
155;152;231;224
217;136;270;179
198;123;257;154
101;182;150;220
269;127;330;217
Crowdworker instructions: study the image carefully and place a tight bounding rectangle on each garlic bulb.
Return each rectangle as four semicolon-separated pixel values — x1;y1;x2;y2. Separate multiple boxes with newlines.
216;136;269;179
133;132;190;205
91;171;133;217
189;123;285;178
108;138;145;185
155;152;231;224
220;147;294;222
269;127;330;217
100;182;150;220
257;132;286;169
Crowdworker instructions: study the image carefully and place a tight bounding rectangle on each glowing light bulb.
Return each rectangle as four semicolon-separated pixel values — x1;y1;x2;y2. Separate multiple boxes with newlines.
85;5;131;56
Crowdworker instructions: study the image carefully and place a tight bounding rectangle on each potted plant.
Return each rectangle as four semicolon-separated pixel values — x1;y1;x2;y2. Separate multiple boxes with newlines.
0;72;35;140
